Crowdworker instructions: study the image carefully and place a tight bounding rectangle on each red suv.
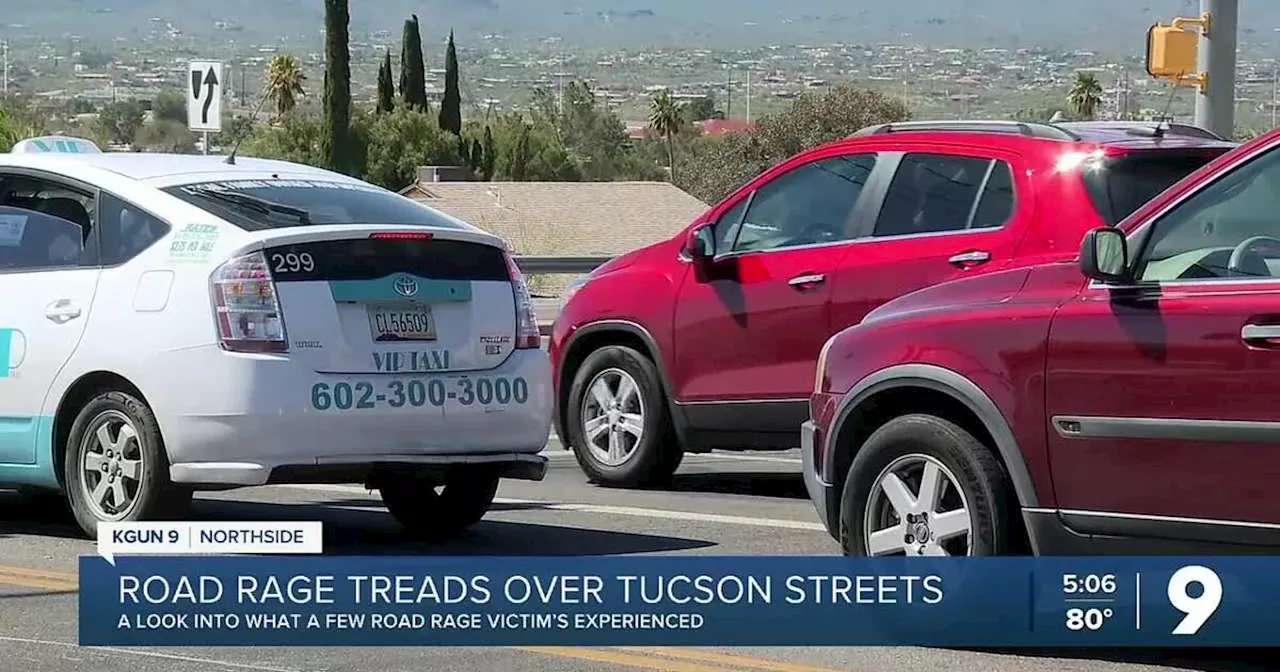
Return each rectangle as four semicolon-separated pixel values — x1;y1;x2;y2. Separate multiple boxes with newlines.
804;127;1280;557
551;120;1236;487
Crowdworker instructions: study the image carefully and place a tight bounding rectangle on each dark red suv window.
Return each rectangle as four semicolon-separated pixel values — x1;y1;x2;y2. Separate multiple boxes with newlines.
1081;151;1224;225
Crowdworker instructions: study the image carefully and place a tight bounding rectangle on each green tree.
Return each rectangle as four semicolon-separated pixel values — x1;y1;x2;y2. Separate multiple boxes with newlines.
649;89;682;182
530;80;634;180
150;91;187;124
76;48;113;69
399;15;428;111
508;122;532;181
264;54;307;119
322;0;353;174
364;108;463;190
674;132;771;205
1069;72;1104;121
1012;107;1064;122
752;83;910;160
240;115;327;167
439;29;463;135
481;125;496;180
469;137;483;172
134;119;198;153
685;95;719;122
676;83;910;204
376;51;395;114
0;102;45;150
488;115;581;182
97;101;146;146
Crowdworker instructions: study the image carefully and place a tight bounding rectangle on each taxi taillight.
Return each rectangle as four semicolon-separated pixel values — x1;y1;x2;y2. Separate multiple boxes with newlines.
503;251;541;349
210;251;288;353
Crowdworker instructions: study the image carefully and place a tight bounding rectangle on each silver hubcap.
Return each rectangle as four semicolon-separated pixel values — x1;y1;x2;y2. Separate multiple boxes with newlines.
864;454;972;557
581;368;645;466
80;410;145;520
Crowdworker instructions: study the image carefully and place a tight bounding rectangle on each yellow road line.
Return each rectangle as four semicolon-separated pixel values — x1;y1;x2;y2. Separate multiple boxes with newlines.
0;568;79;593
518;647;728;671
0;565;79;582
620;647;845;672
0;567;841;672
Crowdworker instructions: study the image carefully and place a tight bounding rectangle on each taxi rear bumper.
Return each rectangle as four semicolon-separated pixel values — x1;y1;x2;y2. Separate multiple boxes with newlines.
170;451;548;488
144;346;552;488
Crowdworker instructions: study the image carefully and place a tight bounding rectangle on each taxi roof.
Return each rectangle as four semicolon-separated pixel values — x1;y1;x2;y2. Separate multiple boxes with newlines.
0;151;362;188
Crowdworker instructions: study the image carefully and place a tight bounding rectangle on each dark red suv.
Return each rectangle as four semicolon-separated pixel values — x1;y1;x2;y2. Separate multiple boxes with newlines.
804;127;1280;557
551;119;1236;487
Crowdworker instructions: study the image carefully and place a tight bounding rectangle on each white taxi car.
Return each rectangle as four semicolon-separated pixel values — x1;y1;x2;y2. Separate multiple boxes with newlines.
0;136;551;537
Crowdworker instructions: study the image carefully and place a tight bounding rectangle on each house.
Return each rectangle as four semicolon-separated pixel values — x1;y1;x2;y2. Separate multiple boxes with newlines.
398;168;711;292
696;119;755;136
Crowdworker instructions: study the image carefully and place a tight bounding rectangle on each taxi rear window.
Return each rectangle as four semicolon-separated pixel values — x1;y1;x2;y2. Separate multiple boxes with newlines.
162;179;469;231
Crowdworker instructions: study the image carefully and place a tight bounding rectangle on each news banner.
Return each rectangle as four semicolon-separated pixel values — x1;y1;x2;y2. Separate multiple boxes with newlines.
81;521;1276;647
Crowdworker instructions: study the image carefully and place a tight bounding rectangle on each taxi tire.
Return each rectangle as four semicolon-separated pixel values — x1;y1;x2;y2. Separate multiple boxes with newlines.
838;414;1014;558
380;471;500;538
15;487;74;522
64;390;192;539
566;345;683;488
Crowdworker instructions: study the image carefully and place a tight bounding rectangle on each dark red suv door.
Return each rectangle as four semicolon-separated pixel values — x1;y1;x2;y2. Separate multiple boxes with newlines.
671;150;888;445
827;148;1028;331
1046;139;1280;543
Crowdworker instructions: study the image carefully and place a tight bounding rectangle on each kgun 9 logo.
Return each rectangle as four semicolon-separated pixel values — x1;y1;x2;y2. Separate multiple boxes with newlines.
1167;565;1222;635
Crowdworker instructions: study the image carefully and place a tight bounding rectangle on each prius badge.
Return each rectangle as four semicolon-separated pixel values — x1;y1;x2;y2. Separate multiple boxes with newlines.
392;275;419;298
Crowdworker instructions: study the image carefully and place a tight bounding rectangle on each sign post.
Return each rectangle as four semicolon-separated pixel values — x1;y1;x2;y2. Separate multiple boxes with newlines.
186;60;224;155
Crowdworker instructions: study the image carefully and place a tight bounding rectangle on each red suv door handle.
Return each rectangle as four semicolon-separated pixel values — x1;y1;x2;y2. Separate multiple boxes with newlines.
1242;324;1280;343
948;250;991;267
788;273;826;289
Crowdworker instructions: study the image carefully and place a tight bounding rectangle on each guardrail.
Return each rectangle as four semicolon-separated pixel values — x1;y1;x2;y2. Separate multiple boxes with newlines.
510;256;614;336
512;255;613;275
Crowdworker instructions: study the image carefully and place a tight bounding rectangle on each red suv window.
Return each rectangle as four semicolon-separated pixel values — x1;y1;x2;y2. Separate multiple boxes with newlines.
718;153;878;253
1081;152;1219;226
873;153;1015;236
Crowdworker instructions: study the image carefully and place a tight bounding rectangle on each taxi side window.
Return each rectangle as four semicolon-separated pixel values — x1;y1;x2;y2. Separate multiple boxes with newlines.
0;205;87;271
0;174;96;271
93;193;170;266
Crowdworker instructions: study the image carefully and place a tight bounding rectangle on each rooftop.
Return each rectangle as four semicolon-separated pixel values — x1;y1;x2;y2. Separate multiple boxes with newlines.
400;180;710;257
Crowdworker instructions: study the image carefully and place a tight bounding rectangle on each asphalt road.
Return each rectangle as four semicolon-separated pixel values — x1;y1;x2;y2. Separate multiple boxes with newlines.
0;438;1274;672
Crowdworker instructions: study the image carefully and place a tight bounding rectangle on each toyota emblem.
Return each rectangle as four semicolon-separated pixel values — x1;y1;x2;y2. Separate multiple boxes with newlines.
392;275;419;298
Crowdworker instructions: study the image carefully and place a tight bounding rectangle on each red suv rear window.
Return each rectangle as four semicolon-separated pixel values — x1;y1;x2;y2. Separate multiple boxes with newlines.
1082;151;1228;225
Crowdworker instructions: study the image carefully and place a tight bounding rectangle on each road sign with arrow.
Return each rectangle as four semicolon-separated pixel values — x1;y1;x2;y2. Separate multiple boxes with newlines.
187;61;223;133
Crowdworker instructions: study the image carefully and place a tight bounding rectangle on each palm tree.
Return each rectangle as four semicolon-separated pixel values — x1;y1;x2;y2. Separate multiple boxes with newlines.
1068;72;1103;121
649;89;682;182
264;55;307;119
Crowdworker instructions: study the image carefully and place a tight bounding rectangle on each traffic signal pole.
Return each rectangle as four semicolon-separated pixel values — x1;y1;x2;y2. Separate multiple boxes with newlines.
1195;0;1238;138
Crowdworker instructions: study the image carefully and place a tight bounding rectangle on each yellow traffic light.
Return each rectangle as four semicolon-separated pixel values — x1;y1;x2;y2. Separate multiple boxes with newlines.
1146;23;1199;79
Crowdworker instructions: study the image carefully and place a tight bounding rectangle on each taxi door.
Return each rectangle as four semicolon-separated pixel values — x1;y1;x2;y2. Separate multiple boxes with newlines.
0;197;101;475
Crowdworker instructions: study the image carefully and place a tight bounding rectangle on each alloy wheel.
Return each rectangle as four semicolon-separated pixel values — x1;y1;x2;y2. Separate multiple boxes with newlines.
863;453;972;556
79;410;146;521
580;367;645;466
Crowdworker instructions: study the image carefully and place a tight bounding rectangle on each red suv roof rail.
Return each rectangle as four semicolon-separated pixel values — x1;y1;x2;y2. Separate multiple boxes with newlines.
850;120;1081;141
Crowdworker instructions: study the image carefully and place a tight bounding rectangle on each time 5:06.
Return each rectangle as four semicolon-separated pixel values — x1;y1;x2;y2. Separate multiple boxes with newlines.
1062;573;1116;595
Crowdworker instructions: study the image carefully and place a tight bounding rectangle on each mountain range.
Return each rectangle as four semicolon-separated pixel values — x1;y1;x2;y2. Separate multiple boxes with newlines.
6;0;1279;51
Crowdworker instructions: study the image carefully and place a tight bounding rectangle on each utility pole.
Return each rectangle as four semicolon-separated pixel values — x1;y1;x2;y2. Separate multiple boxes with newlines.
2;41;8;98
726;69;733;119
1195;0;1238;138
745;70;751;124
1272;62;1278;129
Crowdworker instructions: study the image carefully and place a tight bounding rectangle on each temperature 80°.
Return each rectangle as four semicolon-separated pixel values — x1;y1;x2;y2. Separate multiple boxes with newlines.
1066;607;1114;631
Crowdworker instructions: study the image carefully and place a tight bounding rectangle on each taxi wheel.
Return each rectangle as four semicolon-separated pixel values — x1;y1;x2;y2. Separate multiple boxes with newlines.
64;390;192;538
566;345;683;488
379;470;500;538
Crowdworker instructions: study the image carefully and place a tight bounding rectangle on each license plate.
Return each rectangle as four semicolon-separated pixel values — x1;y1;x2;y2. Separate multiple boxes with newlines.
367;304;435;342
